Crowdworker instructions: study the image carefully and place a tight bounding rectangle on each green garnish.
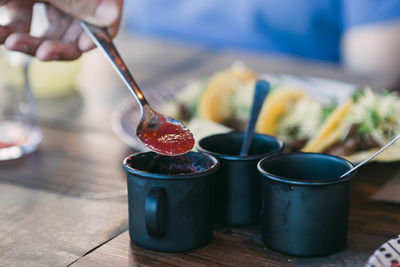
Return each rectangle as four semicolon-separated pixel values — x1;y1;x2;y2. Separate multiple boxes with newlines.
356;107;380;136
381;89;390;96
357;124;371;135
351;89;365;102
321;99;337;122
370;108;380;127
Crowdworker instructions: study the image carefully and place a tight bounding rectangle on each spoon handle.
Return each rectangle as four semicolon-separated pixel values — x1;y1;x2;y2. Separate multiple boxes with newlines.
240;80;270;156
80;21;149;108
340;133;400;178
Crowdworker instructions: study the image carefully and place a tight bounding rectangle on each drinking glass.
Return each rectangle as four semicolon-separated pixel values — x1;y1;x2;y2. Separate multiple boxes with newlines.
0;51;42;160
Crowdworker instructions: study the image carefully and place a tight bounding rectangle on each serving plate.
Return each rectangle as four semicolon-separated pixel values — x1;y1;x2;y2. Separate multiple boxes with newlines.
111;73;356;152
366;235;400;267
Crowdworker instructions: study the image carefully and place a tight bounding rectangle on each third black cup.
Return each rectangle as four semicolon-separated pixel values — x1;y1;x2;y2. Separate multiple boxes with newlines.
257;152;355;257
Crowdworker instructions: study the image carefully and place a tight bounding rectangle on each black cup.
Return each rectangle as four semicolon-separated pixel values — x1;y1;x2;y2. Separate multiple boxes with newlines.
197;132;284;226
123;151;219;252
257;152;355;257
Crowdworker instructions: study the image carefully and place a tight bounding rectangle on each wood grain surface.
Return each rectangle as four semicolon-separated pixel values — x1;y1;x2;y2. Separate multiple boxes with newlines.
0;127;129;196
0;182;128;267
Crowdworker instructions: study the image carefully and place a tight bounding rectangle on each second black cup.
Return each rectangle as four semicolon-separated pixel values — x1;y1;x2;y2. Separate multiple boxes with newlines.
197;132;284;225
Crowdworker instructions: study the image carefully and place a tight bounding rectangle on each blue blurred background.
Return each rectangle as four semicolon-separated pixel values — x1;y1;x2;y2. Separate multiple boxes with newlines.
122;0;400;64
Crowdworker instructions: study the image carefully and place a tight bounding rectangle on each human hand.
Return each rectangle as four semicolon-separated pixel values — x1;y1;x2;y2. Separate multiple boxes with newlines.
0;0;123;61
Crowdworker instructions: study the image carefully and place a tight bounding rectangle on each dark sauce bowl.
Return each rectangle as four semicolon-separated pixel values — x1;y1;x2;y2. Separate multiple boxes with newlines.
123;151;219;178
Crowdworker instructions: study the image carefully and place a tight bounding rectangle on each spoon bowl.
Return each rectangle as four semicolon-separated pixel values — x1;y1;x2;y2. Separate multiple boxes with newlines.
136;105;194;155
80;22;194;155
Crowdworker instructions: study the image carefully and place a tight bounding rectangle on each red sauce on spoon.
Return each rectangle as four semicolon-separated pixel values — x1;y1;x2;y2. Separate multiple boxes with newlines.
137;117;194;156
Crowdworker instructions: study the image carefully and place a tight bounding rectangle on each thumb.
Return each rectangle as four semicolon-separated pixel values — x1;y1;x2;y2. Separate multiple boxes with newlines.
45;0;121;26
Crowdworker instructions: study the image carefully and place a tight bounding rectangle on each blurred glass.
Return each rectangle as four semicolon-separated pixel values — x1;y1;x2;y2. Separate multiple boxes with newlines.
28;58;81;99
0;52;42;160
27;3;81;99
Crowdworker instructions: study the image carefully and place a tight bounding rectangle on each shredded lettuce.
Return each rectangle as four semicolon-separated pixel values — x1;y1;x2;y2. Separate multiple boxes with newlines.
229;81;255;121
347;88;400;146
276;97;323;142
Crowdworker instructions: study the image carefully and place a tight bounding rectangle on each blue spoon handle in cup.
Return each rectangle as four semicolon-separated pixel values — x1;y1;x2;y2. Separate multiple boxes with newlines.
240;80;270;156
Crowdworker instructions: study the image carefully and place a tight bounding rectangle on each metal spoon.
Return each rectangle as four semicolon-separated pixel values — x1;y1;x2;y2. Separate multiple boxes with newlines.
80;22;194;156
240;80;270;156
340;133;400;178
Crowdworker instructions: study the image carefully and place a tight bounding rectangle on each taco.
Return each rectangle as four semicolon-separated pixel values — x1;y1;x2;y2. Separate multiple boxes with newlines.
161;63;257;130
255;88;337;151
197;63;257;129
303;89;400;162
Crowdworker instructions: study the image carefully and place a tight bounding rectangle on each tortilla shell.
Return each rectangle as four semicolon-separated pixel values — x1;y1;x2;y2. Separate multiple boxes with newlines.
255;88;306;135
302;100;352;153
197;67;256;123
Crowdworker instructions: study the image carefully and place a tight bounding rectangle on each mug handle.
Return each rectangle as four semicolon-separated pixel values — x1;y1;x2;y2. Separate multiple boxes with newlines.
145;187;167;238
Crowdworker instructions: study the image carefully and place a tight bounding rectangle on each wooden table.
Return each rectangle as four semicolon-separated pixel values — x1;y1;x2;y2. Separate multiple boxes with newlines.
1;32;400;267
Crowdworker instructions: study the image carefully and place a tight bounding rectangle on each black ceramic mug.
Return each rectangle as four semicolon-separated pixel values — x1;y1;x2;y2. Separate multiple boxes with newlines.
123;151;219;252
257;152;355;257
197;132;284;226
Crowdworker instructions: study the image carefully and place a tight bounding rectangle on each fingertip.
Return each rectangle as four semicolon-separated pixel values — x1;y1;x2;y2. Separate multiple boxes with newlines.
94;0;120;26
36;41;57;61
35;48;49;61
36;52;60;61
4;33;18;48
4;33;31;53
78;33;95;52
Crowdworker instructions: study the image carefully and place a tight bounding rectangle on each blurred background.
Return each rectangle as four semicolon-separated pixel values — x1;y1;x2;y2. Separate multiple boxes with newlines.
1;0;400;157
121;0;400;79
3;0;399;98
